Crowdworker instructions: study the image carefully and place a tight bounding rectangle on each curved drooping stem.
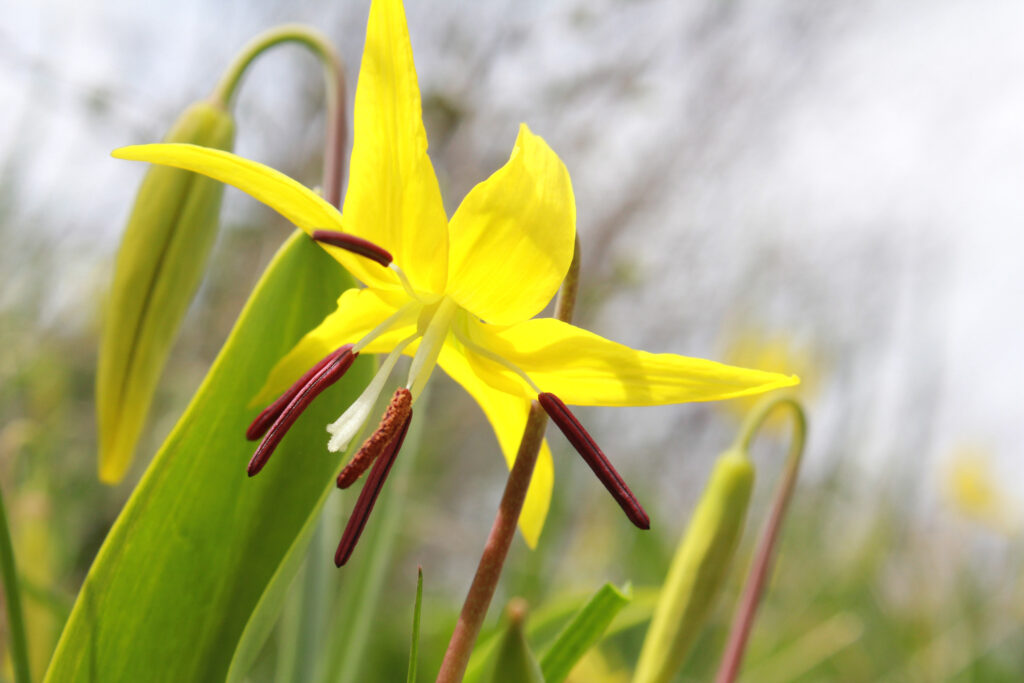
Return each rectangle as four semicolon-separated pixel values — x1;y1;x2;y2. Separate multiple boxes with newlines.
211;24;348;208
715;396;807;683
436;238;581;683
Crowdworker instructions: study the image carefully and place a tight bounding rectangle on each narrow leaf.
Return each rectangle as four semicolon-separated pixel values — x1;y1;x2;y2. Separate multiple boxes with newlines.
539;583;631;683
46;231;371;682
0;485;31;683
407;566;423;683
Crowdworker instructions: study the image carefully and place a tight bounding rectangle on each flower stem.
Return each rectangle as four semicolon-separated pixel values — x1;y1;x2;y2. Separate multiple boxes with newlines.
209;24;348;208
0;485;31;683
435;238;582;683
715;396;807;683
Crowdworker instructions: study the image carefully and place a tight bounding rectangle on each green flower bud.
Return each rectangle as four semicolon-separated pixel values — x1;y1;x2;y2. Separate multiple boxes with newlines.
489;599;545;683
97;100;235;483
633;450;755;683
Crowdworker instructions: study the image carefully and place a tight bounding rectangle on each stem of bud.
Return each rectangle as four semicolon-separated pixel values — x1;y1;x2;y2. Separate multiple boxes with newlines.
209;24;348;208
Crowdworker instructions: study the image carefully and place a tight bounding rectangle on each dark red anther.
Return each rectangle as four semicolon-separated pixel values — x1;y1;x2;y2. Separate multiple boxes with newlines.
247;345;353;441
337;388;412;489
335;409;413;567
312;230;392;267
247;347;358;477
538;392;650;530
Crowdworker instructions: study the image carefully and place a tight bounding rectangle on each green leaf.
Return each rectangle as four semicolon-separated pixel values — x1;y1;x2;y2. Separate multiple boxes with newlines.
45;231;372;682
539;583;631;683
464;587;657;683
0;484;32;683
408;566;424;683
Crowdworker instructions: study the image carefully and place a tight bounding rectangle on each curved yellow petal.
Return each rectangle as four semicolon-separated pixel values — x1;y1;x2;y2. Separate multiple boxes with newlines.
345;0;449;293
446;124;576;324
251;287;419;406
464;317;800;406
439;341;553;547
112;143;395;290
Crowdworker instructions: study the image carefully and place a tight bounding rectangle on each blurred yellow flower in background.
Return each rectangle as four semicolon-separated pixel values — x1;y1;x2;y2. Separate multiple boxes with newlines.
942;448;1017;534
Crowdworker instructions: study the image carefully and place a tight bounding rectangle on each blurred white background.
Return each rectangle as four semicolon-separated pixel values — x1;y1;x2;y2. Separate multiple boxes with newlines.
2;0;1022;531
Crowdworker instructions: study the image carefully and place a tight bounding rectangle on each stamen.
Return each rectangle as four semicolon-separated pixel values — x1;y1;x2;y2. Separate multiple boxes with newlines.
312;229;392;267
389;263;421;301
352;303;419;354
247;348;357;477
335;409;412;567
337;388;412;488
538;392;650;530
327;334;416;452
246;345;352;441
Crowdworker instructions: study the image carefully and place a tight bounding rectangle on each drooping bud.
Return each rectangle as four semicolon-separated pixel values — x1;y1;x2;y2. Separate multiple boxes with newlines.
537;392;649;529
248;347;357;476
97;100;235;483
335;408;412;567
633;450;755;683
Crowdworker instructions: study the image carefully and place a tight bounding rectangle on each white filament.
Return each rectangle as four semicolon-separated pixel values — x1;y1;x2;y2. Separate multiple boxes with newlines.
326;334;416;452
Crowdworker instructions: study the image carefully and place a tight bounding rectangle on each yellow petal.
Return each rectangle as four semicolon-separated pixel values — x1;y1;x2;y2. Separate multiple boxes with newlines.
446;124;576;324
345;0;449;293
439;342;553;547
113;143;395;291
464;317;800;406
251;287;419;407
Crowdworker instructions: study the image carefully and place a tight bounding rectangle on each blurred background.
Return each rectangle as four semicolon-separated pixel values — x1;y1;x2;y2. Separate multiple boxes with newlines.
1;0;1022;680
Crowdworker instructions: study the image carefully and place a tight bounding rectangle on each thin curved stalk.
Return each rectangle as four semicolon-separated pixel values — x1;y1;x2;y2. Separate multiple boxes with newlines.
715;396;807;683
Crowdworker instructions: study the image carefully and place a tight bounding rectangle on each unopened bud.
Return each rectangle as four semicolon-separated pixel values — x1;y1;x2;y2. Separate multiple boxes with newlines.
97;100;235;483
633;450;755;683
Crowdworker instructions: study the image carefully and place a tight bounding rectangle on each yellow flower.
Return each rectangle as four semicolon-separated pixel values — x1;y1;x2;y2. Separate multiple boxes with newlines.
113;0;797;552
943;449;1016;534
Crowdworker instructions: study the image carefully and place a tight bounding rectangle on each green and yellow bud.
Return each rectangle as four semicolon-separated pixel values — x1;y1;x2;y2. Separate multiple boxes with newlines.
633;450;755;683
489;599;545;683
97;100;235;483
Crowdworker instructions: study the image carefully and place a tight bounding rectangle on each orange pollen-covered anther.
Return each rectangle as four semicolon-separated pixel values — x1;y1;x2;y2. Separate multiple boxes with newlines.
337;388;413;489
335;406;413;567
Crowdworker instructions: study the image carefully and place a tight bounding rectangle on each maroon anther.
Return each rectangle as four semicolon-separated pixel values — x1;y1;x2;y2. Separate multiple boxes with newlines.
246;345;353;441
247;348;358;477
312;230;392;267
338;388;412;489
335;410;413;567
538;392;650;530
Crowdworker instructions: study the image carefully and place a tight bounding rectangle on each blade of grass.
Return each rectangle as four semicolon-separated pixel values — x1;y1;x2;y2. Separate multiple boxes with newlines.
539;583;631;683
408;566;424;683
0;484;31;683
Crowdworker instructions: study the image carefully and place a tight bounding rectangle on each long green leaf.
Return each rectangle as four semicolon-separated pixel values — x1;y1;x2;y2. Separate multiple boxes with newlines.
539;583;631;683
408;566;423;683
0;484;31;683
45;231;371;682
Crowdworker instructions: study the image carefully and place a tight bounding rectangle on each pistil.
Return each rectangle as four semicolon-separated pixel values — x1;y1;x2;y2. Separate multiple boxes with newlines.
538;392;650;529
